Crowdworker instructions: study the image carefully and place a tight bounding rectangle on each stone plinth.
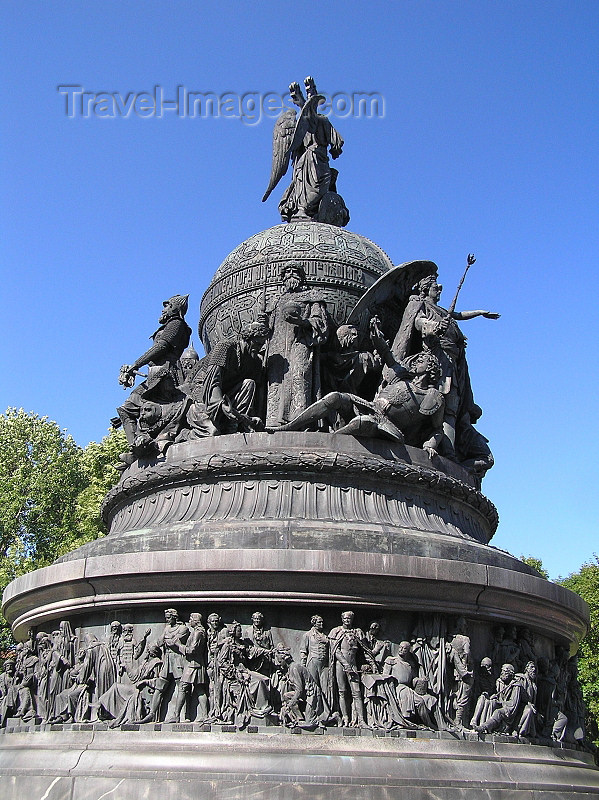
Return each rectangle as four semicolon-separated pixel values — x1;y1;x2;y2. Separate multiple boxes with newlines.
1;728;598;800
2;433;586;648
1;432;595;797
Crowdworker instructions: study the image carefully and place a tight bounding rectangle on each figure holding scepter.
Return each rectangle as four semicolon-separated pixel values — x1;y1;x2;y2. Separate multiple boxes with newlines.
391;256;499;460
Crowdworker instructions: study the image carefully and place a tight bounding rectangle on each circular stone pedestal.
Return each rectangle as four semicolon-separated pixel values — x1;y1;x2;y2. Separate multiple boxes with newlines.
1;433;596;797
2;433;587;645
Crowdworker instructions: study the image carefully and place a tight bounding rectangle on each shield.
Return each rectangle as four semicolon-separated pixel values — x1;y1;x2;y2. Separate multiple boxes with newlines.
346;260;438;344
419;387;444;416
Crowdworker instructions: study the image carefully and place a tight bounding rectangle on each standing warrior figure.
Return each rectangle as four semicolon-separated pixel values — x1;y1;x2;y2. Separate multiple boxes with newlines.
300;615;334;720
13;634;38;723
263;76;348;224
446;616;474;729
141;608;189;723
516;660;538;738
205;613;232;722
0;660;19;727
34;634;55;722
116;295;191;461
392;268;499;460
173;613;208;723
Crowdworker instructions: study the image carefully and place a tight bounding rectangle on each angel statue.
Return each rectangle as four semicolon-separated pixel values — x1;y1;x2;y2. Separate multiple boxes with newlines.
262;76;349;226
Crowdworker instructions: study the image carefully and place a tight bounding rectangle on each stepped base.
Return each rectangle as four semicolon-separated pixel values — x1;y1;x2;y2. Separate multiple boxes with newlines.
1;728;597;799
1;434;594;797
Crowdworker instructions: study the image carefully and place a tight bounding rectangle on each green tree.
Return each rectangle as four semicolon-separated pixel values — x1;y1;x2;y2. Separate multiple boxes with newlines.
76;428;127;544
520;555;550;579
0;409;87;565
559;557;599;745
0;408;86;654
0;410;124;656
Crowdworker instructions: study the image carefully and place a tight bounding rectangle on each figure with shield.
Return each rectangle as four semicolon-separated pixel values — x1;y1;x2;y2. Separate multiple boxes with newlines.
391;258;499;462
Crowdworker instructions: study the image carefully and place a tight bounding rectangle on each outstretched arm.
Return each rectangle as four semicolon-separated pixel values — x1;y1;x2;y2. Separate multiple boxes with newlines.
129;341;169;372
132;319;186;369
452;310;500;321
119;319;185;386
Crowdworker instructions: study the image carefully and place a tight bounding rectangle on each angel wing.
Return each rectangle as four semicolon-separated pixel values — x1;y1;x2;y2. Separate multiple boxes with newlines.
346;260;438;343
262;110;296;202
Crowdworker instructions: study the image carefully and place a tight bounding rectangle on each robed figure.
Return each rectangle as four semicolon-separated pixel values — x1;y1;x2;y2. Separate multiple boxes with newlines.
263;76;347;224
266;263;333;428
391;274;498;461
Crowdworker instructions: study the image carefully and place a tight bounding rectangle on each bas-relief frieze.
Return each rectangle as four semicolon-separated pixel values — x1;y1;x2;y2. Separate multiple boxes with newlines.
0;609;590;753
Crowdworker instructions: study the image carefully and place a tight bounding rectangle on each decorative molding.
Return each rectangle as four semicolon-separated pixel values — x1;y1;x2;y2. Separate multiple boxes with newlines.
102;447;499;540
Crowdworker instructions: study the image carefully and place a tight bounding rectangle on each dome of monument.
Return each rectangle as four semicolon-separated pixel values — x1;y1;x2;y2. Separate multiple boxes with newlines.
199;220;393;352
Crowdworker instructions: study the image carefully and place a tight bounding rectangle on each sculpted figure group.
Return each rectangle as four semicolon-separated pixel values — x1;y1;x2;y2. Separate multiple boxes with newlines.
0;610;589;750
115;295;269;467
115;258;497;479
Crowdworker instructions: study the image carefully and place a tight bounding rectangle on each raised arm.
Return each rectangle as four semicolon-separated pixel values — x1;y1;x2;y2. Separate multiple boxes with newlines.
369;317;395;368
370;317;412;379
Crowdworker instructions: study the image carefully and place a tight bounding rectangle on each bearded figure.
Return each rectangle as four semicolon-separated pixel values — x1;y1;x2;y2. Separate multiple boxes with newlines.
265;263;333;427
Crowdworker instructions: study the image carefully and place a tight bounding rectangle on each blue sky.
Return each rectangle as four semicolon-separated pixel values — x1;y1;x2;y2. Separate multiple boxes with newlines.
1;1;597;579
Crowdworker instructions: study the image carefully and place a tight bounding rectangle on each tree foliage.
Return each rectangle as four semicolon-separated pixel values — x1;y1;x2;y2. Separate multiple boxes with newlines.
559;556;599;743
0;409;125;655
519;555;550;579
76;429;126;545
0;409;86;565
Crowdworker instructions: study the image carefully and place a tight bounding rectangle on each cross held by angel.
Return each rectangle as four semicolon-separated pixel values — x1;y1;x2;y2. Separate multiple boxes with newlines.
262;76;349;227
